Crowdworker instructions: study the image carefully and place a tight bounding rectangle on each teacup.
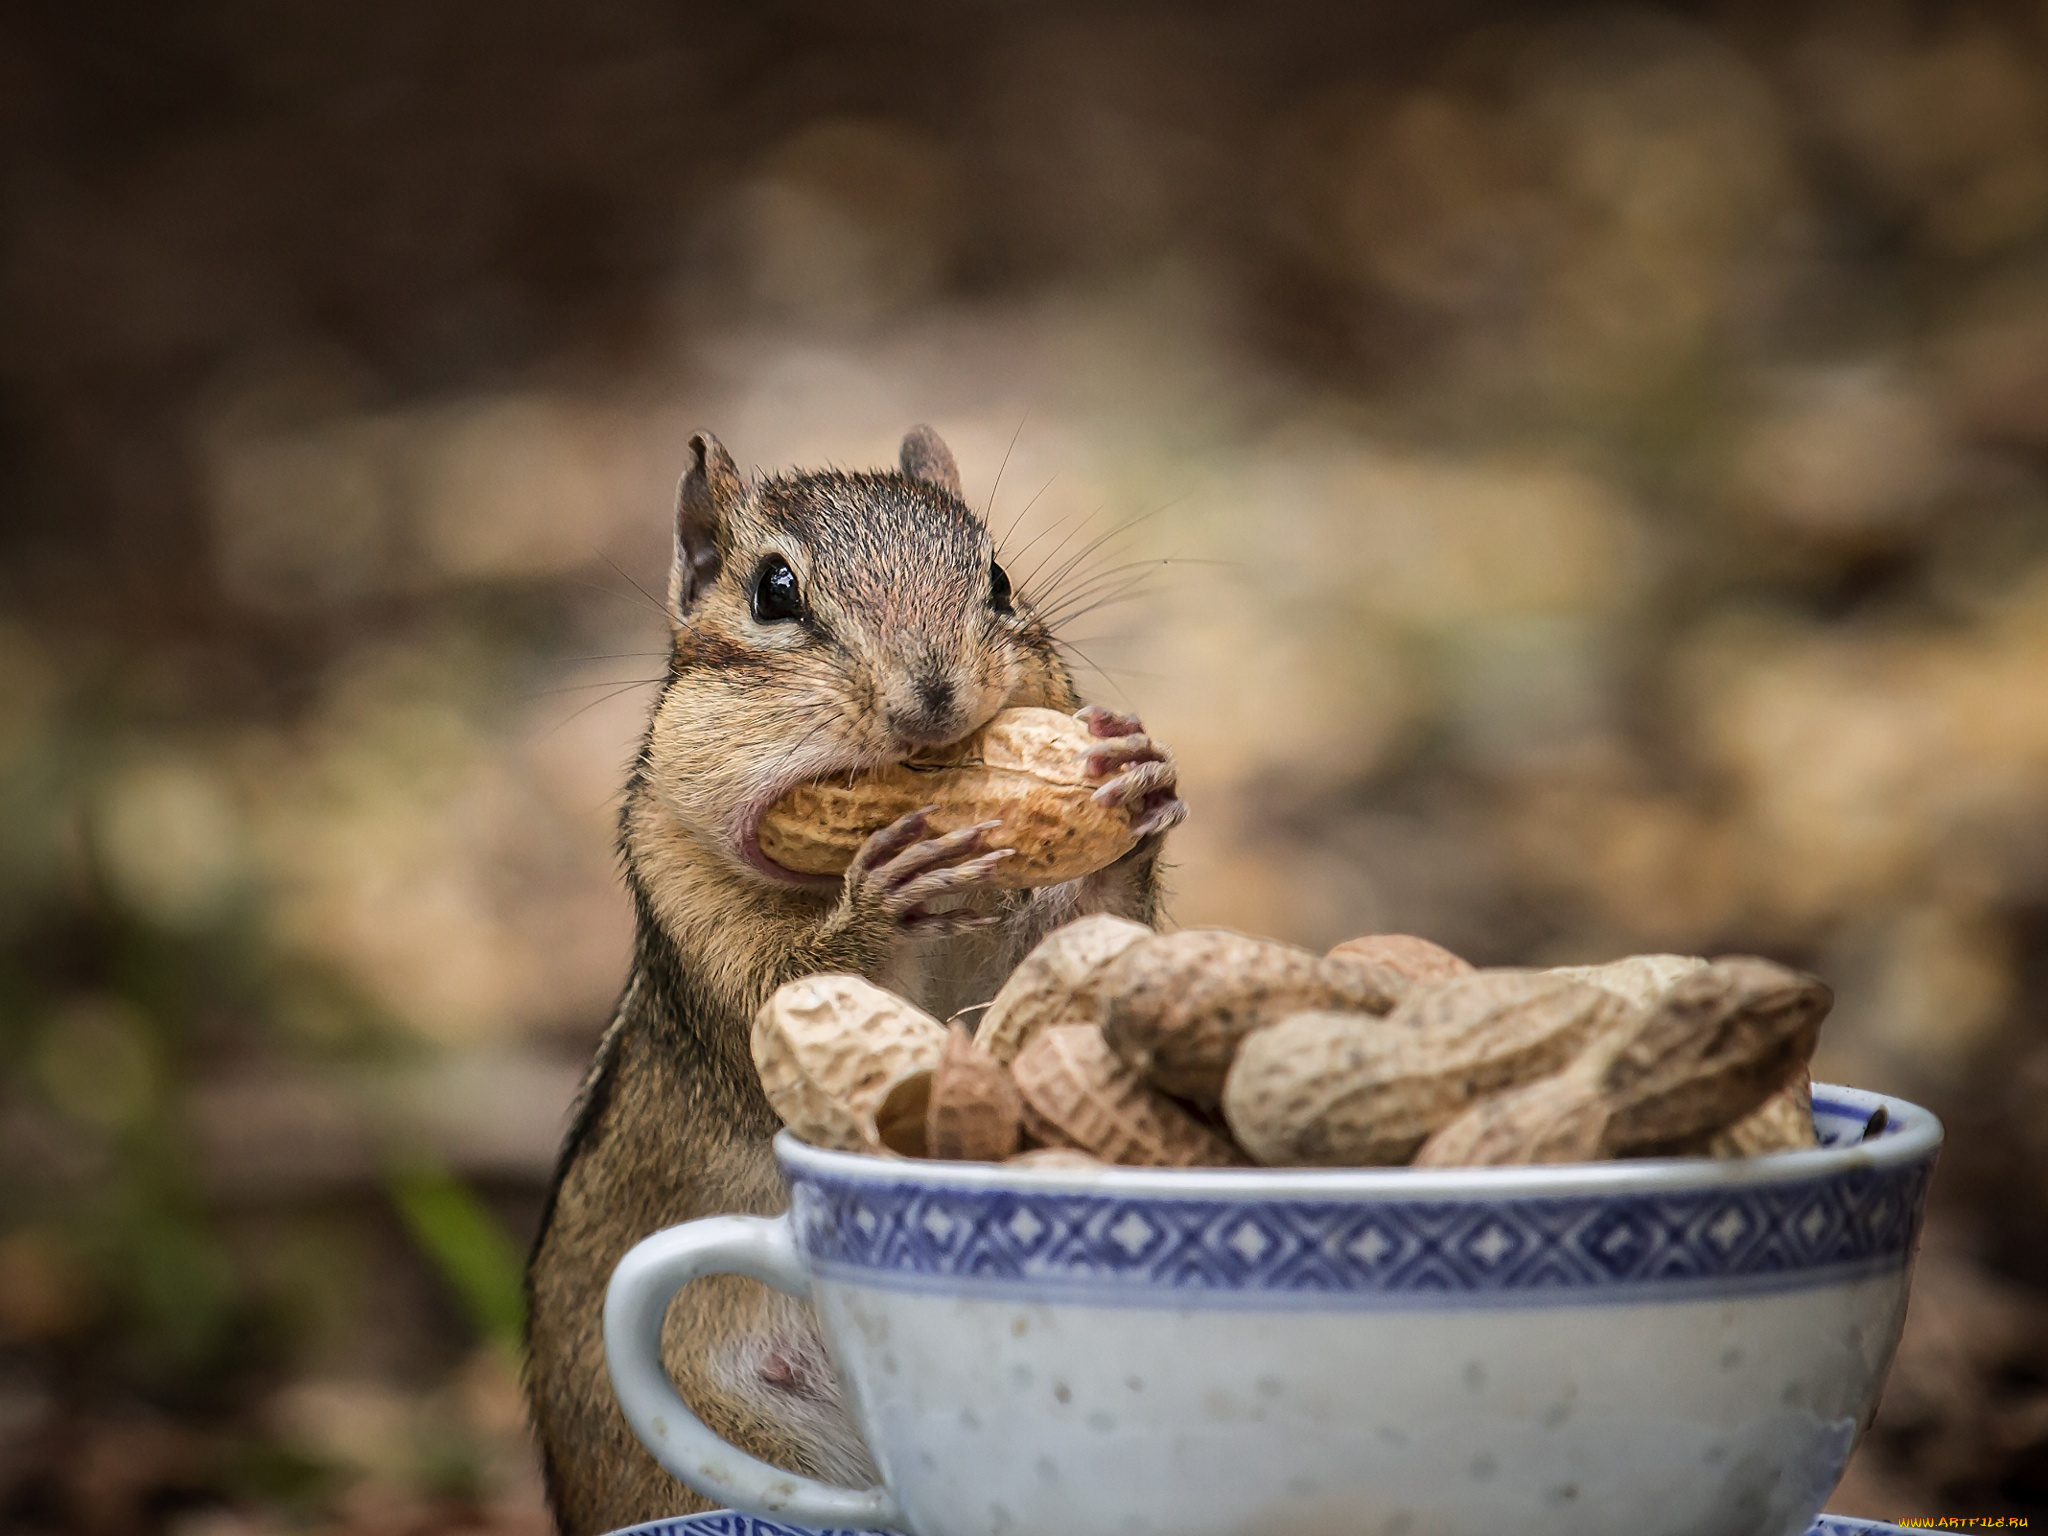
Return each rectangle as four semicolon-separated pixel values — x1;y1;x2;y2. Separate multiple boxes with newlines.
605;1084;1938;1536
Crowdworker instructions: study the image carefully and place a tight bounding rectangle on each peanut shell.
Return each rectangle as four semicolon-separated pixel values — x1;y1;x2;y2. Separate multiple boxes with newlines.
1100;930;1409;1107
1705;1072;1817;1157
1414;957;1829;1166
756;708;1141;888
1006;1147;1107;1170
1010;1024;1242;1167
1548;953;1708;1011
1594;957;1830;1152
873;1069;933;1158
1221;973;1631;1166
1327;934;1474;984
977;914;1153;1067
752;974;948;1151
926;1023;1023;1161
1411;1069;1611;1167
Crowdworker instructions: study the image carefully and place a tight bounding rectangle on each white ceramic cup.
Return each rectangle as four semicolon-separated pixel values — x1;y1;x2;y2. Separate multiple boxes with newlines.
605;1083;1939;1536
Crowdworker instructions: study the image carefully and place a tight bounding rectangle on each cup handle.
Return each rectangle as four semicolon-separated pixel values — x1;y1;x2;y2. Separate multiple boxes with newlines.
603;1213;903;1531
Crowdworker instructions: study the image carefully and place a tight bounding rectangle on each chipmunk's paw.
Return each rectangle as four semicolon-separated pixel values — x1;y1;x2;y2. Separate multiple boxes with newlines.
841;808;1014;936
1076;705;1187;841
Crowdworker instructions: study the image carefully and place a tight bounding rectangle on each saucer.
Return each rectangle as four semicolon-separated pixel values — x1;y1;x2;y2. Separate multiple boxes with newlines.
604;1512;1924;1535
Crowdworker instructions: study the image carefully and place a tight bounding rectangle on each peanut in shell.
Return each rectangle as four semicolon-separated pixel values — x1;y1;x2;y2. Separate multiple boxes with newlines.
926;1023;1023;1161
1099;929;1409;1108
977;913;1153;1068
1705;1072;1817;1158
1411;1068;1611;1167
1548;953;1708;1011
1006;1147;1107;1171
1010;1024;1242;1167
756;708;1141;888
1327;934;1474;984
752;974;949;1152
1220;972;1632;1166
1413;957;1830;1167
1593;957;1831;1153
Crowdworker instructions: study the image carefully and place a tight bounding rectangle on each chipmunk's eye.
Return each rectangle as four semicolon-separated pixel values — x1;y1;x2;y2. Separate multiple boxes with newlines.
990;560;1014;615
751;555;804;623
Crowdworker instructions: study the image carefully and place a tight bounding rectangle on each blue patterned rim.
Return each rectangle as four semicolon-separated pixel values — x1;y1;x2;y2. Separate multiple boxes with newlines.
601;1512;1923;1536
779;1085;1940;1309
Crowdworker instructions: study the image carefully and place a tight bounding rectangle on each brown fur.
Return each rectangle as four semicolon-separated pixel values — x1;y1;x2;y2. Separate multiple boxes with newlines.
525;429;1167;1535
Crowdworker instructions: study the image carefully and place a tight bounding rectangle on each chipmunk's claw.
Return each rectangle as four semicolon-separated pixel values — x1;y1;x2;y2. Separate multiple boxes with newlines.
1077;703;1145;739
1130;791;1188;839
1077;706;1185;844
1092;757;1175;809
843;811;1013;934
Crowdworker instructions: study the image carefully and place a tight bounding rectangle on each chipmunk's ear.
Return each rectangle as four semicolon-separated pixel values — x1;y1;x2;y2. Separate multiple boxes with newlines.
672;431;742;619
899;425;963;501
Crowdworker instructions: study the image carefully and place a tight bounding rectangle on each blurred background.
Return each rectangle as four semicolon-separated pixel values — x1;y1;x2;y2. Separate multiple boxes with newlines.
6;1;2048;1530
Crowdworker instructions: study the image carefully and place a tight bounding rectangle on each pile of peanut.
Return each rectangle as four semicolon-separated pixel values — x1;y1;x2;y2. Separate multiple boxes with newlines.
751;919;1831;1169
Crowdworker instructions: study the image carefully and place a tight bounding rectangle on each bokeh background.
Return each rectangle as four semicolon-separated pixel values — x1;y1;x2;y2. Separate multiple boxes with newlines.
6;1;2048;1530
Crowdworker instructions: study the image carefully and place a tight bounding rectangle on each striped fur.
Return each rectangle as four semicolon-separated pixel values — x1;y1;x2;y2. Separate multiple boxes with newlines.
524;430;1165;1534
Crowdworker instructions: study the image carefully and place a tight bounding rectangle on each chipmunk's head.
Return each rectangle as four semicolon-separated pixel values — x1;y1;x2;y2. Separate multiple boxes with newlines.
635;427;1074;887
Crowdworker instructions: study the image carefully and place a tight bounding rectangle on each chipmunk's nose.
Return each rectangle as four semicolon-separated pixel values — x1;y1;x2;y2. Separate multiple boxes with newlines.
886;671;964;747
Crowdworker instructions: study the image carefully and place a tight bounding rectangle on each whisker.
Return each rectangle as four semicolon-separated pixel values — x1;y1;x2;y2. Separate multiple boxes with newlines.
786;713;844;773
1051;633;1156;649
538;678;668;739
1034;557;1177;615
592;545;672;622
1043;552;1241;621
565;576;672;623
1029;496;1187;603
1049;638;1146;703
997;472;1058;554
527;676;668;699
1072;555;1239;574
1041;587;1161;631
1026;512;1153;604
1040;577;1158;628
1013;501;1108;580
984;412;1028;523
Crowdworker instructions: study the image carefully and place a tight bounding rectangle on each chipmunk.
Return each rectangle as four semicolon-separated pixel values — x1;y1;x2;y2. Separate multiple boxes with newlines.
524;426;1185;1535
